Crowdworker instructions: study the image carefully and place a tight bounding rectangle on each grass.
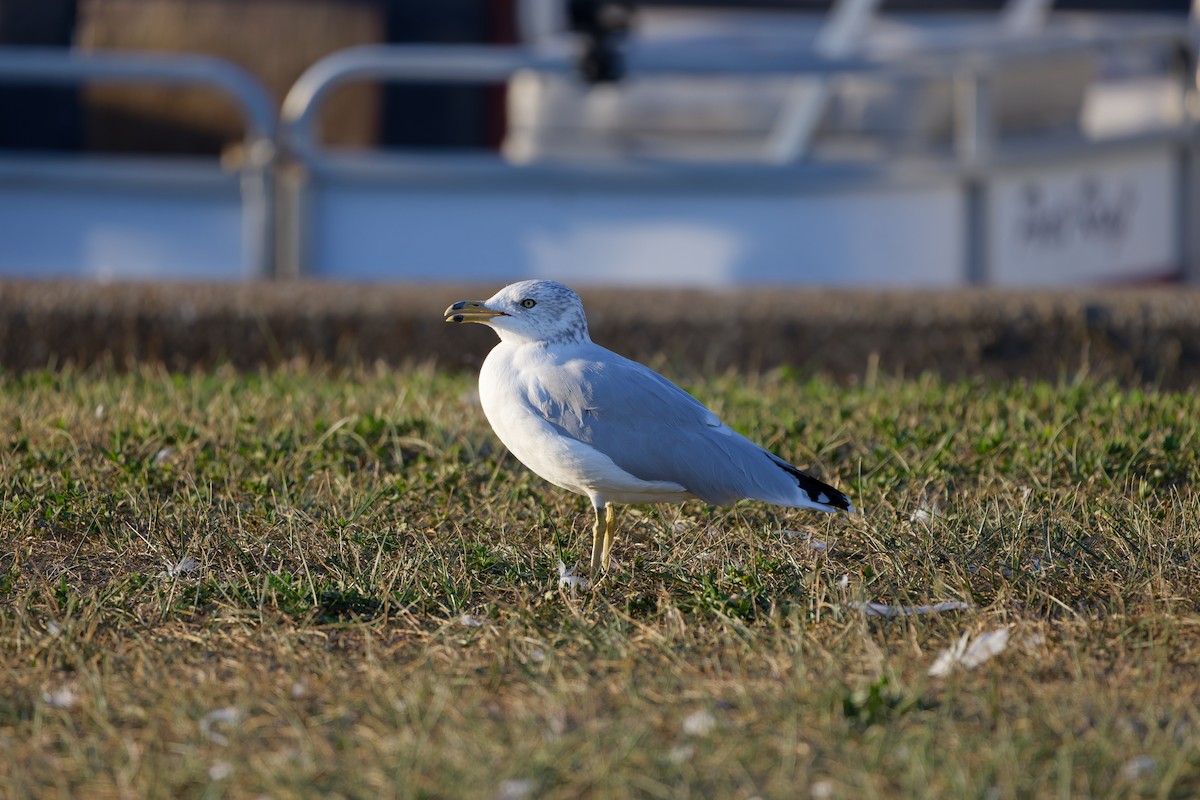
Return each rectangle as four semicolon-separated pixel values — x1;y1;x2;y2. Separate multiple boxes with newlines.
1;364;1198;799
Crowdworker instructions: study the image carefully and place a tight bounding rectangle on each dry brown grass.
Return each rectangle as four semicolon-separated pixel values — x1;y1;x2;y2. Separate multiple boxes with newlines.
1;365;1198;798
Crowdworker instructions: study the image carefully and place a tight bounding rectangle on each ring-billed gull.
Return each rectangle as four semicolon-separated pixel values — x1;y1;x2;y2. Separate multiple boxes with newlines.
445;280;852;575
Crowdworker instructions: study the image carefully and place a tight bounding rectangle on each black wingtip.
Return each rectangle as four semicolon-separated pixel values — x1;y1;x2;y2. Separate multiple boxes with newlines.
766;454;853;511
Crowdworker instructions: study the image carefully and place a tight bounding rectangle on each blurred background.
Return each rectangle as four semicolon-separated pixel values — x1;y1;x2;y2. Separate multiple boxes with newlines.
0;0;1196;286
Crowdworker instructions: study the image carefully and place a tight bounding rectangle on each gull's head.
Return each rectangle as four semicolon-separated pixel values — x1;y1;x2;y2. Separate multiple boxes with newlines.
444;280;590;346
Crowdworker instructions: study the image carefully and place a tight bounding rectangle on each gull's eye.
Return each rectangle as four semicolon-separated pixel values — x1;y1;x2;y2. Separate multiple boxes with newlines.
520;298;536;309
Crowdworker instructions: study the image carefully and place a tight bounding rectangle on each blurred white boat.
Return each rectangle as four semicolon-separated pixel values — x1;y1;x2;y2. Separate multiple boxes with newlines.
1;0;1197;286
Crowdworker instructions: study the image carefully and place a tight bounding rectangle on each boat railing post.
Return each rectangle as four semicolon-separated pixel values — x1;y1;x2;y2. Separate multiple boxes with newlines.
1180;26;1200;285
955;64;994;286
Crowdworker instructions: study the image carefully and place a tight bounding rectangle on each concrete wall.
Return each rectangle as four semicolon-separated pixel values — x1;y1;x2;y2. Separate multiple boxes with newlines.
1;281;1198;386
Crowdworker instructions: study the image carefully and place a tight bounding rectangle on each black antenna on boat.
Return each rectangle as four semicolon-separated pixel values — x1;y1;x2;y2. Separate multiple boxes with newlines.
568;0;634;84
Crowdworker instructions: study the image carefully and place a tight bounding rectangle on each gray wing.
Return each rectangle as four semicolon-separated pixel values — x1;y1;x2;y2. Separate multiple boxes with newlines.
522;344;844;508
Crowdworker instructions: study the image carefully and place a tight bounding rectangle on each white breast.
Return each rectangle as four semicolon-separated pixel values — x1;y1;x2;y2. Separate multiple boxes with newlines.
478;343;688;505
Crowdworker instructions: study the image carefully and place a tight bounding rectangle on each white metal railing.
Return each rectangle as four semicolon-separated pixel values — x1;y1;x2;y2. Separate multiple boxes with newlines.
279;17;1199;284
0;47;277;278
0;11;1196;285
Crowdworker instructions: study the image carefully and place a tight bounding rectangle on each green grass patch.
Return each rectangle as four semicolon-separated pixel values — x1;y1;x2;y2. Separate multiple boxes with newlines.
1;365;1198;798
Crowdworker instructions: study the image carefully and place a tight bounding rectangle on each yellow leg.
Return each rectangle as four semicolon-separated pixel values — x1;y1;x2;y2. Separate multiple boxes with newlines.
590;505;605;574
600;504;619;571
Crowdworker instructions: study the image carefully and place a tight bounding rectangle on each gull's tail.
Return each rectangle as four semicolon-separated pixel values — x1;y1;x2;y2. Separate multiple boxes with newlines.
766;454;854;513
